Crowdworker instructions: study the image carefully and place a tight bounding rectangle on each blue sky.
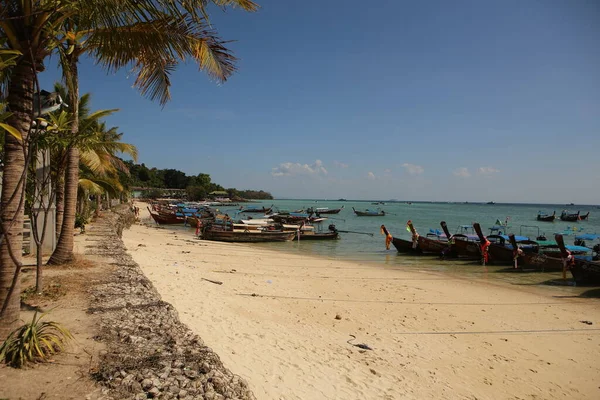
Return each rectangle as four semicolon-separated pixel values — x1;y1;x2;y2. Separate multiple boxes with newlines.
39;0;600;203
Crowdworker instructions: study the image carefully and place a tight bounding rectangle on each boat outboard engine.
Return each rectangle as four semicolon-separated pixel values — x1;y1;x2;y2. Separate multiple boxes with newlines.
328;224;337;233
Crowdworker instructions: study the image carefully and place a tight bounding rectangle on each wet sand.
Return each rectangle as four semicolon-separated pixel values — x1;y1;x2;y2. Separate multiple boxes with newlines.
124;204;600;399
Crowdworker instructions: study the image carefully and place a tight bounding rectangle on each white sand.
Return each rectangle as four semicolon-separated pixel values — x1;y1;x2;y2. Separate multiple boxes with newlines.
123;204;600;399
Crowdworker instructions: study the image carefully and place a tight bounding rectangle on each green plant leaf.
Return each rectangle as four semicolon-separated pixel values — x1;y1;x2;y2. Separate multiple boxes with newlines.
0;122;22;141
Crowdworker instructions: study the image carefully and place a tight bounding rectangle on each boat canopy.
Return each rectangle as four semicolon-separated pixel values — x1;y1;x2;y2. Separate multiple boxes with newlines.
575;233;600;241
565;245;593;253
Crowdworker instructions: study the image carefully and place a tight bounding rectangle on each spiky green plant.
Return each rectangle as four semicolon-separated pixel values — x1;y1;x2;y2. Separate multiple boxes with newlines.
0;311;73;368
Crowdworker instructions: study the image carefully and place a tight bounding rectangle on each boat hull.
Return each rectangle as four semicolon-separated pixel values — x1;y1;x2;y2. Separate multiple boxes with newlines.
569;260;600;285
295;232;339;240
450;238;481;259
391;237;422;253
202;229;296;243
537;215;555;222
149;212;185;225
391;236;449;255
315;208;343;214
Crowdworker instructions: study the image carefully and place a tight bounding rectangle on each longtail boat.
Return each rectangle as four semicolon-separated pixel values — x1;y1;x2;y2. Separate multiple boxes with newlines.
307;206;345;215
473;223;538;265
506;233;593;271
352;207;385;216
201;225;295;242
560;210;580;221
380;225;421;253
406;220;450;254
439;222;481;259
295;225;339;240
579;212;590;221
239;205;273;214
148;207;185;225
537;211;556;222
556;234;600;285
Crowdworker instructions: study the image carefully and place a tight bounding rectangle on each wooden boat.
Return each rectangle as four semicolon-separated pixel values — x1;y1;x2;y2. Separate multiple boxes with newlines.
352;207;385;216
439;222;481;259
148;207;185;225
473;223;539;265
295;225;339;240
201;226;296;242
308;206;344;215
556;234;600;285
381;225;422;253
382;221;449;255
560;210;580;221
579;212;590;221
406;220;450;254
537;211;556;222
239;205;273;214
506;235;589;271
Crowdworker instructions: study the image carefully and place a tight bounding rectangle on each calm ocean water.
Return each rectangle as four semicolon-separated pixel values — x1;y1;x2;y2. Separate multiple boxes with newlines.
209;200;600;293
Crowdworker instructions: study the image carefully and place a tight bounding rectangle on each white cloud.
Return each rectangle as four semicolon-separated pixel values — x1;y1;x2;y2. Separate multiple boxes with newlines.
367;172;376;180
453;167;471;178
334;161;349;168
402;163;424;175
384;169;392;175
478;167;500;175
271;159;328;177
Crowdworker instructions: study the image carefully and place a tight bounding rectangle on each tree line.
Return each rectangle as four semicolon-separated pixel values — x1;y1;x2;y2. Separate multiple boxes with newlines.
124;161;273;201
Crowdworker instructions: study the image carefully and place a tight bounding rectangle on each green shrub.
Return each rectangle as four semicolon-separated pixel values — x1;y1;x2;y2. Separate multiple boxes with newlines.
0;311;73;368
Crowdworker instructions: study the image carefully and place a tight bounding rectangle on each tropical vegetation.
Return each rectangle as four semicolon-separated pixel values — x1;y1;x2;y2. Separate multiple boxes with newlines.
0;310;73;368
124;161;273;200
0;0;258;339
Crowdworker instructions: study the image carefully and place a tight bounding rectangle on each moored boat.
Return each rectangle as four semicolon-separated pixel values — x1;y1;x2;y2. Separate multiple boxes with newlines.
148;207;186;225
295;225;340;240
352;207;385;216
537;211;556;222
473;223;537;265
239;205;273;214
439;222;481;259
560;210;580;221
556;234;600;285
307;206;344;214
201;224;296;242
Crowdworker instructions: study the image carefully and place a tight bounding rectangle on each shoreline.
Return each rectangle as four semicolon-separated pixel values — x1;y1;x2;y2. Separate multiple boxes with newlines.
124;204;600;399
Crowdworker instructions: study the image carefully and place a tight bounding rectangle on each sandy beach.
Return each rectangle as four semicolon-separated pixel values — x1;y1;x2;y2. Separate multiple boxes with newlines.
123;204;600;400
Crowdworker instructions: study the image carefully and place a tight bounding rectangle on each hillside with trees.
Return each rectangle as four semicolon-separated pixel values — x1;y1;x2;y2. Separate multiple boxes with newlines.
122;161;273;201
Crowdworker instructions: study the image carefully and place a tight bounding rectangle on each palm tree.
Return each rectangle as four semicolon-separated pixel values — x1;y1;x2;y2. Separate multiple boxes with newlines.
78;121;138;217
49;0;256;264
1;0;257;337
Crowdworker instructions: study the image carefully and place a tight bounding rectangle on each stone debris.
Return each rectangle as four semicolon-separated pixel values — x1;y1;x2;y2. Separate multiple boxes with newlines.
87;207;255;400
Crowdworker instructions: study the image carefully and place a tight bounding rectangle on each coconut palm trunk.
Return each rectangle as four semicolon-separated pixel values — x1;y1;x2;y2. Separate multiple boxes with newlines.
48;57;79;265
0;59;35;338
55;175;65;238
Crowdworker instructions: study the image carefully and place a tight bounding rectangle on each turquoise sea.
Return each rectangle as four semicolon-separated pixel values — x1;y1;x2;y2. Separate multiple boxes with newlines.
208;200;600;293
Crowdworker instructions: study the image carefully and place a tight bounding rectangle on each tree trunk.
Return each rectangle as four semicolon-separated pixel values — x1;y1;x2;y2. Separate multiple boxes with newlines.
48;56;79;265
0;59;35;339
55;173;65;238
